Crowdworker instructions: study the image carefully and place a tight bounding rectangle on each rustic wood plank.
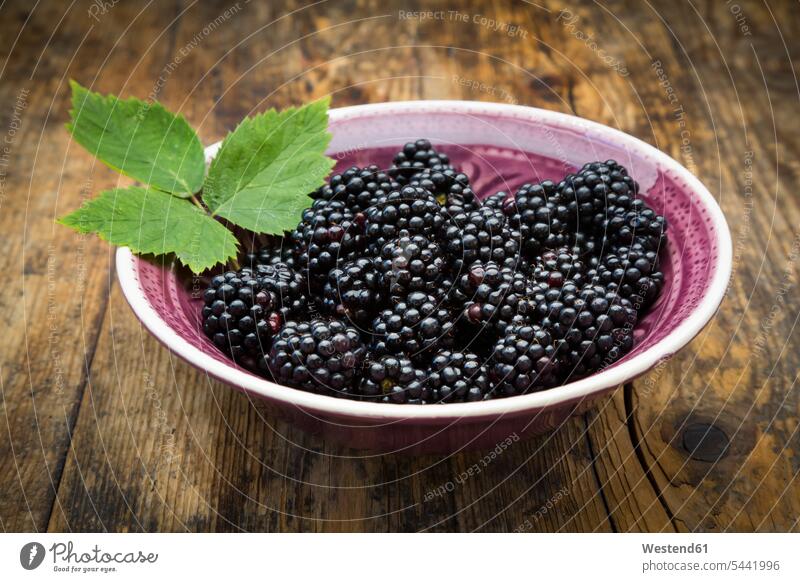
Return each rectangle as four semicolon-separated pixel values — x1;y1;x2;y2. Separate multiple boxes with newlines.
0;0;127;531
1;0;797;533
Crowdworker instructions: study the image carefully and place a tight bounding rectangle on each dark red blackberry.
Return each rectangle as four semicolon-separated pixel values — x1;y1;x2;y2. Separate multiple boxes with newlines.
409;167;479;215
389;139;451;184
591;243;664;310
311;165;398;213
450;261;535;337
322;258;384;327
528;246;591;288
442;206;521;271
358;355;428;403
267;318;367;396
426;350;492;402
374;232;446;297
490;324;561;396
504;180;572;257
370;291;455;363
291;199;365;289
201;268;283;370
364;185;446;252
482;191;511;210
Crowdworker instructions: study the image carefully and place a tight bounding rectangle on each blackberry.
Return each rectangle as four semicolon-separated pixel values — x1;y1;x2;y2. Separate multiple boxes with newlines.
410;167;480;214
529;282;637;380
504;180;572;257
322;258;384;326
370;291;455;363
359;355;428;403
490;324;561;396
556;160;637;231
558;161;667;251
591;243;664;310
389;138;451;184
442;206;521;271
267;318;367;396
364;186;446;252
602;198;668;252
201;268;283;370
482;191;511;210
311;165;398;213
374;233;446;297
245;236;297;270
528;246;590;288
426;350;492;402
291;199;365;289
451;261;535;338
252;263;308;320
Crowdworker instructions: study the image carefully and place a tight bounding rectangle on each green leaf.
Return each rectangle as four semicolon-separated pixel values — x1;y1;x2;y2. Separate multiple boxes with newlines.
202;97;335;233
67;80;205;197
59;187;238;273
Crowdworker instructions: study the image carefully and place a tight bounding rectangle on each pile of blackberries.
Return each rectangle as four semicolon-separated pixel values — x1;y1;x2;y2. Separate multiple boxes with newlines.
202;139;668;404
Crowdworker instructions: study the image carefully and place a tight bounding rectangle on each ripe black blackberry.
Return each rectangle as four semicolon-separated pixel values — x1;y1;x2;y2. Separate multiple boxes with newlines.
558;161;667;251
389;139;451;184
364;185;446;252
252;262;308;321
322;258;384;326
359;355;428;403
291;199;365;289
426;350;492;402
245;236;297;270
267;318;367;396
602;198;668;252
529;281;637;380
490;324;561;396
442;206;521;271
370;291;455;363
556;160;638;230
374;232;446;297
591;243;664;310
482;191;511;210
201;268;283;370
450;260;535;338
409;167;480;215
504;180;572;257
311;165;398;213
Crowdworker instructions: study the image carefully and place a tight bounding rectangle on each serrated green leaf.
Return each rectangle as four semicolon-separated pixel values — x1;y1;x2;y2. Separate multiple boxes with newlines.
59;186;238;273
67;80;205;197
202;98;335;233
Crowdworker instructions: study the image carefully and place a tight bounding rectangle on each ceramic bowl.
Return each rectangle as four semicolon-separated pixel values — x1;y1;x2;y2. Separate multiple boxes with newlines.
117;100;732;454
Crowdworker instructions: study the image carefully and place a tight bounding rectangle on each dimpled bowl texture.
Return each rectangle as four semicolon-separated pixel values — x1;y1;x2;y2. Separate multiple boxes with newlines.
116;101;732;454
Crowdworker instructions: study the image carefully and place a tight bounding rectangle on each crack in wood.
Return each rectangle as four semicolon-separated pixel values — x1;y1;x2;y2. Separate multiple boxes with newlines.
623;382;679;532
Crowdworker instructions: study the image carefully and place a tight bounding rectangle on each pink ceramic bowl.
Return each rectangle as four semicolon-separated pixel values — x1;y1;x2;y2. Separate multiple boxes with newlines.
117;101;731;454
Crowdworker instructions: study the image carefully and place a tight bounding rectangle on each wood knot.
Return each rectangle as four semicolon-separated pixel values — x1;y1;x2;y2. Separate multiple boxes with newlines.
681;423;730;462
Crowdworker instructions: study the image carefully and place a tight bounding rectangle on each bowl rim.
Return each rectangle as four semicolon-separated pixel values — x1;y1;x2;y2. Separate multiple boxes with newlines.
116;99;732;421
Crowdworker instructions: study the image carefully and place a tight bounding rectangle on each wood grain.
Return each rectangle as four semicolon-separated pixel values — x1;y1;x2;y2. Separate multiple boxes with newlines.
1;0;797;532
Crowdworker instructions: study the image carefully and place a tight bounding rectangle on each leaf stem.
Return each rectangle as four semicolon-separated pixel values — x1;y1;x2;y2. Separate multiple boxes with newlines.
190;194;204;210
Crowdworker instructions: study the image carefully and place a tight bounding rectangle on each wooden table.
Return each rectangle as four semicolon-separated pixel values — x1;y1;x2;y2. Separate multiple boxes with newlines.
1;0;798;533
